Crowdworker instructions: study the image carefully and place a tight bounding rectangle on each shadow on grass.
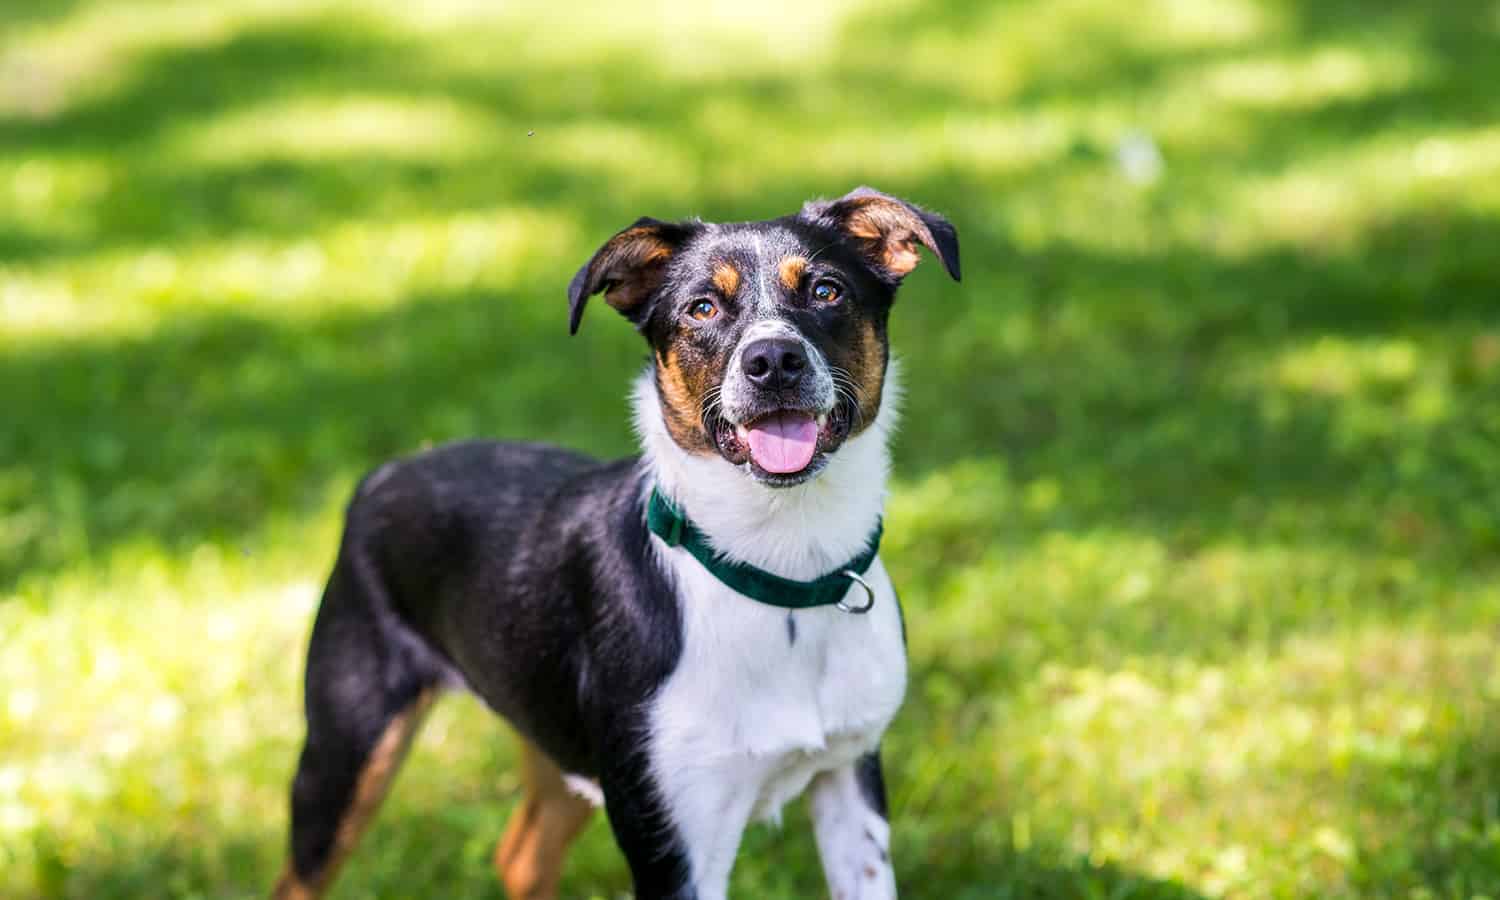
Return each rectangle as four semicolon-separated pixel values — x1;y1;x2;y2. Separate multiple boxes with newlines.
1342;720;1500;898
0;0;90;30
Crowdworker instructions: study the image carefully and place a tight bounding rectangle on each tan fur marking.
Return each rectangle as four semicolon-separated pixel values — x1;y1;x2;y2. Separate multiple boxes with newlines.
712;262;741;296
494;741;596;900
778;255;807;291
271;867;317;900
271;690;436;900
656;348;715;454
852;322;887;435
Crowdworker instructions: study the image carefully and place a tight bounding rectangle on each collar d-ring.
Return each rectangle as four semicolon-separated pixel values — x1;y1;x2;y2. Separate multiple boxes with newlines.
836;569;876;614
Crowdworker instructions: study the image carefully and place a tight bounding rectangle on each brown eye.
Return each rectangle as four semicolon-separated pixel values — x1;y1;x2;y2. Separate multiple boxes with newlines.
812;280;842;303
688;299;718;321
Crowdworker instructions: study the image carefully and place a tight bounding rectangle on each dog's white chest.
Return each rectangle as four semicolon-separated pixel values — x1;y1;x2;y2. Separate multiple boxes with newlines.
648;544;907;823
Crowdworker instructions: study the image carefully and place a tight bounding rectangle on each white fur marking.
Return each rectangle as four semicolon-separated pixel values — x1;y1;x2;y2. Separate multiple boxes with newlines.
562;773;604;808
635;368;908;898
811;765;897;900
751;232;776;317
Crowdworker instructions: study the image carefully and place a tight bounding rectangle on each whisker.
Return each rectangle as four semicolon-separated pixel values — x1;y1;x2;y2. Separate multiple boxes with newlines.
829;367;868;406
699;385;727;428
837;385;866;432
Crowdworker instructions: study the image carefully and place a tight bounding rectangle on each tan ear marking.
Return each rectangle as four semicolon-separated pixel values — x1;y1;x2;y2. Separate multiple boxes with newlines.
599;232;675;313
877;243;922;276
845;200;928;277
800;188;958;282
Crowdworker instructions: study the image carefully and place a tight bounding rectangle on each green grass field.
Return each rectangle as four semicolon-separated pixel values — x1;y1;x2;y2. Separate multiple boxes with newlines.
4;0;1500;897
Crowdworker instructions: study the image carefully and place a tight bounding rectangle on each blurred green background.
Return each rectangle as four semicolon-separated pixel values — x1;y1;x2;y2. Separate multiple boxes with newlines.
3;0;1500;897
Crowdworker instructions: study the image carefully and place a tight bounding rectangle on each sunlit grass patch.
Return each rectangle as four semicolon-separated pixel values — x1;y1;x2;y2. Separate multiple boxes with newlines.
1194;45;1425;111
0;511;546;897
1228;127;1500;251
862;0;1276;102
167;94;504;165
1;549;318;885
371;0;872;72
1266;336;1425;397
0;156;114;243
1221;334;1469;468
0;0;312;119
540;121;703;195
1130;41;1427;156
996;626;1500;893
1;206;575;339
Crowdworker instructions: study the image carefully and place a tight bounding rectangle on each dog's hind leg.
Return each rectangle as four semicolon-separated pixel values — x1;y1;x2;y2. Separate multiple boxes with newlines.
272;554;443;900
493;740;597;900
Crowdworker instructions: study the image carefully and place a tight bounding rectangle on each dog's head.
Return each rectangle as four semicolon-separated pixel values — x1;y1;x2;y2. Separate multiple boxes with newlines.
569;187;959;487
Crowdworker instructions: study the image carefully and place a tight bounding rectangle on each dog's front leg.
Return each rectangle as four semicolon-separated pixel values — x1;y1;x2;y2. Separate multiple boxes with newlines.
810;752;897;900
601;760;757;900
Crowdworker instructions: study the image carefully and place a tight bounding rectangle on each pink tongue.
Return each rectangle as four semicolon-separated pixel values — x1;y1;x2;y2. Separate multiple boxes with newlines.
745;412;819;474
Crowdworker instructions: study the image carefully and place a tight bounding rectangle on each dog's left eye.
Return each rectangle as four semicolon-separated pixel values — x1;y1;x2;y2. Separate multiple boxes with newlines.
812;280;842;304
688;299;718;321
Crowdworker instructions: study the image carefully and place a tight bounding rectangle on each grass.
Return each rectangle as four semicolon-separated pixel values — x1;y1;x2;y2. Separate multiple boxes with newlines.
3;0;1500;897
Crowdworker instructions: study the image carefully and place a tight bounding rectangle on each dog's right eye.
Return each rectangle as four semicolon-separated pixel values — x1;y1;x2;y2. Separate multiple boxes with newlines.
687;299;718;321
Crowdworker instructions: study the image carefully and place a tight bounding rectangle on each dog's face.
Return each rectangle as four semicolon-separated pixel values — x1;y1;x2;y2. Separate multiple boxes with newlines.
570;187;960;487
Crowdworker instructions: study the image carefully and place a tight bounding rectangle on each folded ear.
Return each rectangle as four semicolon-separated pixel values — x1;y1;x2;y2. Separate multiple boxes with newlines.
799;187;960;283
568;218;698;334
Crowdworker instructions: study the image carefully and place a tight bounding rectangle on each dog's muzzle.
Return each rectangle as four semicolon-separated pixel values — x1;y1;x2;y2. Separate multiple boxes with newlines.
709;326;851;485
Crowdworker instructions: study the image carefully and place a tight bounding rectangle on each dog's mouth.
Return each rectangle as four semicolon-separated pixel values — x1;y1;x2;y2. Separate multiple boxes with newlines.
709;401;853;486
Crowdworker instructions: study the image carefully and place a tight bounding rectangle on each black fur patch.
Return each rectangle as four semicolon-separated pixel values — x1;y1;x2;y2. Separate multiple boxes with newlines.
854;751;889;819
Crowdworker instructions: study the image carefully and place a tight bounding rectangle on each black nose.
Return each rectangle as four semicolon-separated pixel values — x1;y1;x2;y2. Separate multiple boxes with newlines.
741;337;807;390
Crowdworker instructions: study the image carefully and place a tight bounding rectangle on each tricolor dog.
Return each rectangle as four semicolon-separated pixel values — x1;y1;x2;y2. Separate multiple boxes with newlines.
272;188;960;900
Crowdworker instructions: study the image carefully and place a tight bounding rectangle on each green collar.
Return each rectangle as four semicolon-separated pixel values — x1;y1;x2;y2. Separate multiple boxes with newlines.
646;488;883;613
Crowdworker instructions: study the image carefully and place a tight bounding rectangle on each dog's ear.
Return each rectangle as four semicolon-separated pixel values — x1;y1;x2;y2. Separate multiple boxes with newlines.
568;218;698;334
799;187;960;283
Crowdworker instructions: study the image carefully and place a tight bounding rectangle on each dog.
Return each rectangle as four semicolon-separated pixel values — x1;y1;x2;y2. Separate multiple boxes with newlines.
271;187;960;900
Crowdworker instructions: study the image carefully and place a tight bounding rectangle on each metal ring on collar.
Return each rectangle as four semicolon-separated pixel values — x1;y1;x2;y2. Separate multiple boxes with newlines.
836;570;876;614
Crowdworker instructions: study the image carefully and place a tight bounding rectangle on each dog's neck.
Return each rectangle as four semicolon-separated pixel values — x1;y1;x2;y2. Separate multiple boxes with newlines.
634;366;898;582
